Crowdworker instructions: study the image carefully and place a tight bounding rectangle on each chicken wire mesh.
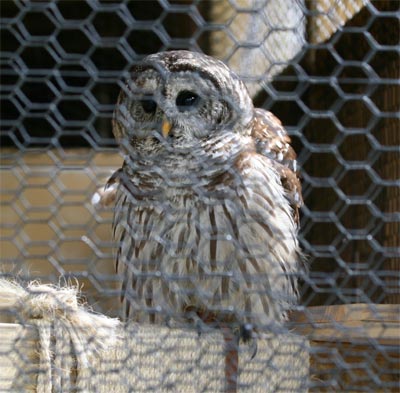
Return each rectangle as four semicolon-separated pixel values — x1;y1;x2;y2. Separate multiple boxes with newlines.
0;0;399;392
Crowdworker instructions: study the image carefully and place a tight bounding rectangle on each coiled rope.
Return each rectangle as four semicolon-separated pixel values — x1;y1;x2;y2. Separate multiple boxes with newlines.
0;278;120;392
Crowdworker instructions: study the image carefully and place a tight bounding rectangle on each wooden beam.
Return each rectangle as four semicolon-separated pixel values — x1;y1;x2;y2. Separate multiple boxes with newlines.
289;304;400;345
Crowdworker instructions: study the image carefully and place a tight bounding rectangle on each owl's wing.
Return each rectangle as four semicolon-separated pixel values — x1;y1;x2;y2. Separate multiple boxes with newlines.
251;108;302;222
91;168;122;208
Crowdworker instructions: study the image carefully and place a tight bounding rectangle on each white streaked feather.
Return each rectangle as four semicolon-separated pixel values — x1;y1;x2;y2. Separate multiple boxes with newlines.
114;151;300;327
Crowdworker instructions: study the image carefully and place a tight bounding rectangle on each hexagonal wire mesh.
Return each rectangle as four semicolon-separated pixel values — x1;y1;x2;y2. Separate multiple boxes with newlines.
0;0;399;391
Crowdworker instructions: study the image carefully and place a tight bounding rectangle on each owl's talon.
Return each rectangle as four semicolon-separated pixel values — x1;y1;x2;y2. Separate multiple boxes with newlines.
240;323;254;342
249;338;258;359
240;323;258;359
194;319;204;337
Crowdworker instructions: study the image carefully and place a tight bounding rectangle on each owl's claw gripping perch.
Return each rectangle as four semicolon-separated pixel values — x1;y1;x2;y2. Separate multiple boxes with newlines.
248;336;258;360
195;318;205;338
240;323;254;342
240;323;258;359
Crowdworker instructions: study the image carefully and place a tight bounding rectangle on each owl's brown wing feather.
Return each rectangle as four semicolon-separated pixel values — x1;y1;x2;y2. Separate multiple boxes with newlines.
106;167;123;186
91;168;122;208
251;108;302;223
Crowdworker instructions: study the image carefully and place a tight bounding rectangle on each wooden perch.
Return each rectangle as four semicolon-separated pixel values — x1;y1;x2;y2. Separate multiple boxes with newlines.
0;274;398;391
290;304;400;392
290;303;400;345
0;278;308;392
0;323;309;392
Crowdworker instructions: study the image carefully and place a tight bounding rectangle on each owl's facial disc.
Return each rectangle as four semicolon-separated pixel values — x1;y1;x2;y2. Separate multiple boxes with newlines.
114;51;255;156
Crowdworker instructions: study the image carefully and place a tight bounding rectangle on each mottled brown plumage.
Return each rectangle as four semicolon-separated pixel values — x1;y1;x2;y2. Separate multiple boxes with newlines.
251;108;302;222
108;51;303;392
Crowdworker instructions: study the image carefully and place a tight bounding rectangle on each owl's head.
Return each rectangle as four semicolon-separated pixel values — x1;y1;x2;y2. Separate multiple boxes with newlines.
113;51;253;156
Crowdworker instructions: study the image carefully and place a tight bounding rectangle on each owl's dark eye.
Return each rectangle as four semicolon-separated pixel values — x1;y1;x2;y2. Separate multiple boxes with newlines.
176;90;200;111
140;99;157;114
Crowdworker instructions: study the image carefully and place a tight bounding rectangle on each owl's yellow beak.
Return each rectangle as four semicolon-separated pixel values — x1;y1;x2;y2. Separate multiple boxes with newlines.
161;118;172;138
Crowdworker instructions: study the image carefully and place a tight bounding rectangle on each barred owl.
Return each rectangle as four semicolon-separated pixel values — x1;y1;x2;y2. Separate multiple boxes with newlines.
109;50;303;391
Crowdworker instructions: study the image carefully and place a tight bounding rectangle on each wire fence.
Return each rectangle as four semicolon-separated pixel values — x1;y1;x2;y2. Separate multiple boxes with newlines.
0;0;399;391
